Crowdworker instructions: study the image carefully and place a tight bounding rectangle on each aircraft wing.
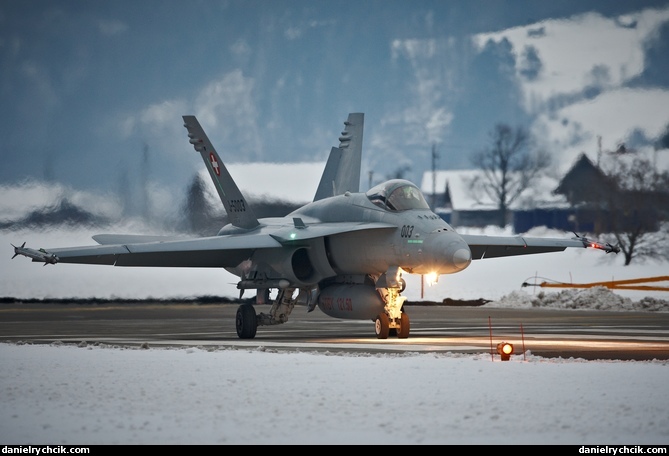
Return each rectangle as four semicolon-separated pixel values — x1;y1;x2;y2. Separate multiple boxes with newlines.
20;222;397;267
21;226;610;267
42;235;282;267
460;233;619;259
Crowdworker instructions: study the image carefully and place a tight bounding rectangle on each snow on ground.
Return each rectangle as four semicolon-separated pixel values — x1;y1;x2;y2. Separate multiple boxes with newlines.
0;343;667;445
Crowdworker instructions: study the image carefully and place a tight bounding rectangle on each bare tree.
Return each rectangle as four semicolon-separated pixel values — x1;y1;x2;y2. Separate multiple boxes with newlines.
469;124;551;227
600;154;669;265
655;122;669;150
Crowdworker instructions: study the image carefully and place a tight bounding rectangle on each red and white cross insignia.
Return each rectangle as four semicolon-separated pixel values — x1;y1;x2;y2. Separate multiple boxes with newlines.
209;152;220;176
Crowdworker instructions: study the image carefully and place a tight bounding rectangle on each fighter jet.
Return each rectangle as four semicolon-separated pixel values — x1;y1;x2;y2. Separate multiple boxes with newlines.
11;113;619;339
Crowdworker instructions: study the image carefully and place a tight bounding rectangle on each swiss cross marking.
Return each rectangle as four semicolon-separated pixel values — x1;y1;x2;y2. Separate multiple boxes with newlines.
209;152;220;176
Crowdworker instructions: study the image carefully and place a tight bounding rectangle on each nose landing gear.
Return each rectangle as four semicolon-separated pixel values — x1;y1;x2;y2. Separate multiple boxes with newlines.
374;287;410;339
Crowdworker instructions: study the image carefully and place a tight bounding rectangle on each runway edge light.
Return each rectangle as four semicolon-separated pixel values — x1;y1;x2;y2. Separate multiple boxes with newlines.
497;342;514;361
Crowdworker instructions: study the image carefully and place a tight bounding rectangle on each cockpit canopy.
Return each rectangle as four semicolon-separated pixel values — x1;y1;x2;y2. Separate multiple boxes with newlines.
366;179;431;211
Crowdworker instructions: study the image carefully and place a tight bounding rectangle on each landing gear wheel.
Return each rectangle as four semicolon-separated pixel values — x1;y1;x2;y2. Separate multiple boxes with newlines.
375;313;390;339
236;304;257;339
397;312;410;339
399;278;406;292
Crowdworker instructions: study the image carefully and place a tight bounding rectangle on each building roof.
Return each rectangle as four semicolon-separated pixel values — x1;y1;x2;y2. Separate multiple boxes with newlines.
420;169;569;211
554;153;610;202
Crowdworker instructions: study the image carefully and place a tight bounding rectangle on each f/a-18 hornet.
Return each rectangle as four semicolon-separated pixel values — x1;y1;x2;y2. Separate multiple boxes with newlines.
12;113;618;339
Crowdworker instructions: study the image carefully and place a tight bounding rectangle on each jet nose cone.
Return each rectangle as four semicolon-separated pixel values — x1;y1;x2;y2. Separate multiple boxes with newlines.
428;234;472;274
441;239;471;272
452;247;472;270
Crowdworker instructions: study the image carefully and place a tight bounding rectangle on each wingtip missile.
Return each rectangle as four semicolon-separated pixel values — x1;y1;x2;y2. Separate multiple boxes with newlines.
11;243;59;264
11;241;26;259
571;233;620;254
585;239;621;254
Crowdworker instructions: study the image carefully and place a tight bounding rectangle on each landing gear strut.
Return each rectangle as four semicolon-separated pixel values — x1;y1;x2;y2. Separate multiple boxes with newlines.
235;288;298;339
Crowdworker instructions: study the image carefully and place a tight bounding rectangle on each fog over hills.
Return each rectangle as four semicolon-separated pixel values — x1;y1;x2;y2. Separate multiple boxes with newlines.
1;1;669;208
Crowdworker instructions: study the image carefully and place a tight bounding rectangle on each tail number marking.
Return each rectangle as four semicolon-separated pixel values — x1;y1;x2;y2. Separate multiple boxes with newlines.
228;199;246;212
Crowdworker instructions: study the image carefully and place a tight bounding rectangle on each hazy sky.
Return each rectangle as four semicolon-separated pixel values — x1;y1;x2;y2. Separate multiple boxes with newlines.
2;0;669;207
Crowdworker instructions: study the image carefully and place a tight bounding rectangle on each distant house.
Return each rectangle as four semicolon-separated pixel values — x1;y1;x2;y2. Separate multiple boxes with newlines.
552;153;613;233
421;169;498;227
421;153;606;234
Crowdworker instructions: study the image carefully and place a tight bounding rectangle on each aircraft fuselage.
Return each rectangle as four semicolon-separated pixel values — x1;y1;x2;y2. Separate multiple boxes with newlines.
293;192;472;277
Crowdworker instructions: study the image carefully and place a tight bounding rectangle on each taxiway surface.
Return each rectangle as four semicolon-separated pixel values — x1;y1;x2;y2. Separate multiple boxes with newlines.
1;302;667;360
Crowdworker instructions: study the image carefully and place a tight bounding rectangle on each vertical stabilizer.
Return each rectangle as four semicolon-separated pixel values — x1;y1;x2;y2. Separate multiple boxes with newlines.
182;115;260;229
313;146;343;201
313;113;364;201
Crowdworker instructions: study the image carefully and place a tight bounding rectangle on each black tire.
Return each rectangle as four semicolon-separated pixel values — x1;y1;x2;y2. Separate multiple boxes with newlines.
375;313;390;339
397;311;410;339
236;304;257;339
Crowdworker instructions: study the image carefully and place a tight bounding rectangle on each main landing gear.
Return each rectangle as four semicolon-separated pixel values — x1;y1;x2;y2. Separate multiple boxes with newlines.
235;304;257;339
235;287;298;339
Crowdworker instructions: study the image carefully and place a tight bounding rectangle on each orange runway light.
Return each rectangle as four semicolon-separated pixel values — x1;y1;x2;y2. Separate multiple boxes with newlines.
497;342;514;361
